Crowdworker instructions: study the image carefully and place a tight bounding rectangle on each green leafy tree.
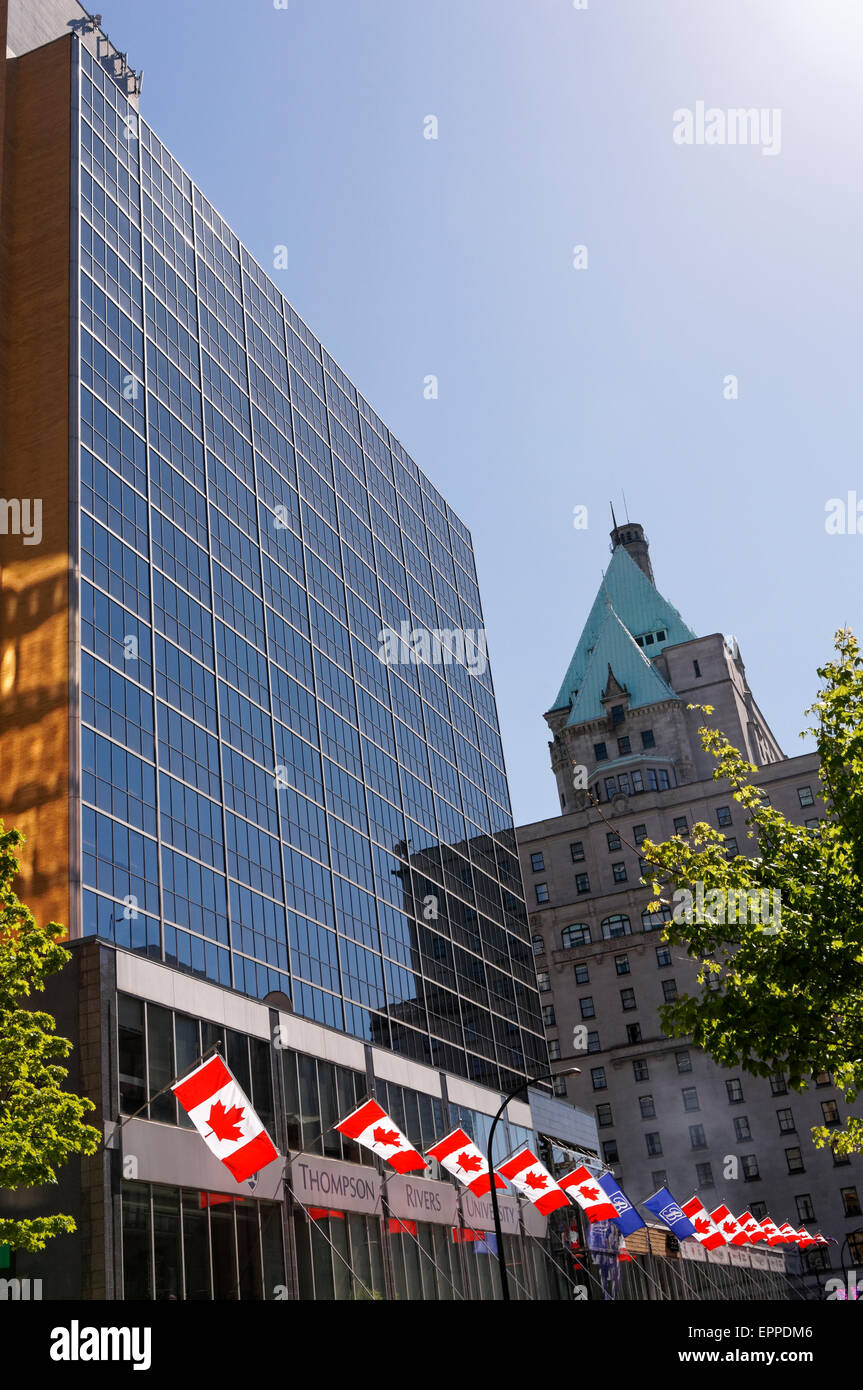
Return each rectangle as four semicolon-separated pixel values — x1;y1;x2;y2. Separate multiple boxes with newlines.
0;823;101;1251
638;628;863;1158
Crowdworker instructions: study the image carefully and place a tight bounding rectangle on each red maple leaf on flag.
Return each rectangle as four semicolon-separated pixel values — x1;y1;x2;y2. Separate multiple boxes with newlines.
695;1217;711;1233
722;1221;736;1234
525;1171;548;1191
372;1127;402;1148
457;1152;483;1173
579;1184;599;1201
206;1099;245;1143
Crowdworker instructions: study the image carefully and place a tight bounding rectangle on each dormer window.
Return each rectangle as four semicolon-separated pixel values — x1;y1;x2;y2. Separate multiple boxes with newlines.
645;633;654;645
611;705;625;725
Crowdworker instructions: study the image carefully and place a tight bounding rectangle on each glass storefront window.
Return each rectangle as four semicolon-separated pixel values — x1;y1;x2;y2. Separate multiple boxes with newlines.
122;1183;285;1301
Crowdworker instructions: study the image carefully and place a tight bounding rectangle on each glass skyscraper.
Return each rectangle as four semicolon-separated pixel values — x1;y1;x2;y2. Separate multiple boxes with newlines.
74;42;546;1092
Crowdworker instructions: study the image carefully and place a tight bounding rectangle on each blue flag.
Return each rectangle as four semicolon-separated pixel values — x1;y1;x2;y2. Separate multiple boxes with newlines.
599;1173;645;1235
643;1186;696;1239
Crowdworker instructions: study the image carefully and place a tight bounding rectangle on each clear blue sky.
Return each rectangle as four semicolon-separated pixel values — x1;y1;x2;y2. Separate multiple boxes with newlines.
100;0;863;825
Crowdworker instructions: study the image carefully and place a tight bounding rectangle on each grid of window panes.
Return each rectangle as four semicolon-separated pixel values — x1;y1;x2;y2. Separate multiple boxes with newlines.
76;45;546;1091
122;1182;285;1301
122;1178;559;1302
116;994;534;1173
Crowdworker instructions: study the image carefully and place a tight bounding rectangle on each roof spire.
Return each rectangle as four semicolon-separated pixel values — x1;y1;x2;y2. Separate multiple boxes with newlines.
609;517;655;585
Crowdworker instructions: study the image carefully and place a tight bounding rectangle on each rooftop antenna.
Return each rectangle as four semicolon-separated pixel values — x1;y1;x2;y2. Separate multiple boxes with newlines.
610;501;618;531
622;490;630;522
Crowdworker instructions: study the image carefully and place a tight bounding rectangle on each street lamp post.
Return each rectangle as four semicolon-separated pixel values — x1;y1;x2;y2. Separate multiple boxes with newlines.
486;1066;581;1301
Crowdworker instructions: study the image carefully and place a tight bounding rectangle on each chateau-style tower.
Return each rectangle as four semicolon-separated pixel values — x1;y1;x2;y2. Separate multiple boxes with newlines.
545;523;783;815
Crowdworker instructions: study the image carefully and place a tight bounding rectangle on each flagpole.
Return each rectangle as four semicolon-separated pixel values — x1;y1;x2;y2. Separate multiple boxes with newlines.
378;1173;468;1301
741;1253;805;1302
683;1247;735;1301
486;1065;581;1302
665;1249;705;1301
474;1228;536;1301
103;1040;224;1149
525;1225;615;1302
630;1251;676;1302
391;1221;468;1301
599;1230;671;1302
285;1183;378;1301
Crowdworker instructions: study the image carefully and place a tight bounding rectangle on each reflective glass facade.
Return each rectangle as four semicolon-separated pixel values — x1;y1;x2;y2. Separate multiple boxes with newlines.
75;44;546;1092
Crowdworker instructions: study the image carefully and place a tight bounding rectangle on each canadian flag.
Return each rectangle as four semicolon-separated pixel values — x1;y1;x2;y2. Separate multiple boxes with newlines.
710;1204;750;1245
426;1128;505;1197
778;1222;802;1244
335;1099;426;1173
814;1234;830;1246
737;1211;767;1243
758;1217;785;1246
172;1054;280;1185
681;1196;726;1250
618;1238;633;1263
559;1165;619;1221
797;1228;817;1247
496;1147;571;1214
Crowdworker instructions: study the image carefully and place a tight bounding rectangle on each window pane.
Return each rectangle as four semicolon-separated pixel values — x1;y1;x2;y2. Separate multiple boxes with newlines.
336;1065;362;1163
317;1059;341;1158
118;995;146;1113
226;1028;251;1095
282;1050;302;1150
347;1212;374;1300
236;1202;263;1300
202;1019;226;1060
293;1210;315;1298
250;1037;275;1135
298;1053;322;1151
175;1014;200;1130
366;1215;387;1297
152;1185;182;1301
211;1202;239;1300
183;1189;212;1300
122;1182;152;1300
310;1215;335;1300
147;1003;176;1123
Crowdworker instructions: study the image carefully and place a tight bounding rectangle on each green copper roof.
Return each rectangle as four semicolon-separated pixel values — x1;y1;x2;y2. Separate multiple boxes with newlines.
567;606;679;725
551;544;696;717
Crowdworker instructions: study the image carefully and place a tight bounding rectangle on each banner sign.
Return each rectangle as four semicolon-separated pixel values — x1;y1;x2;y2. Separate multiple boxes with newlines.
387;1175;459;1227
460;1189;547;1238
289;1153;381;1216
